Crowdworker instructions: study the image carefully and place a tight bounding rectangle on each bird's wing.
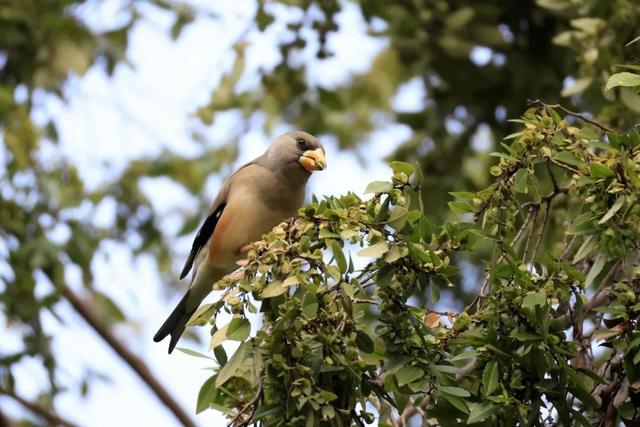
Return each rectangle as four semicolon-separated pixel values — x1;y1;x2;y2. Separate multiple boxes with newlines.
178;160;257;280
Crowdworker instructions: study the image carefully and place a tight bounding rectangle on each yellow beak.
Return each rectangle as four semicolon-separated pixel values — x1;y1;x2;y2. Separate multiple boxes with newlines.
299;148;327;172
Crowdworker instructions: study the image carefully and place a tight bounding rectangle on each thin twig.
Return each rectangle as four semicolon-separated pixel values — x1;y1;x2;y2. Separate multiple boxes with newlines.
547;157;582;175
521;207;539;263
0;389;78;427
558;259;621;326
477;207;536;298
527;99;615;133
352;298;379;305
546;160;560;193
531;200;550;261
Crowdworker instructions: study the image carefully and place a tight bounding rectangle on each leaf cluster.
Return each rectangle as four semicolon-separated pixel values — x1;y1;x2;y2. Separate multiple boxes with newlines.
193;107;640;426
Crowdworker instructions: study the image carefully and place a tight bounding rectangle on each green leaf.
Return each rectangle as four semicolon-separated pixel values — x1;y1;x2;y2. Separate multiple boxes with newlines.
196;375;217;414
213;345;227;367
467;401;498;424
449;191;476;199
589;163;613;178
510;330;542;341
319;390;338;402
585;255;606;286
450;350;477;362
210;323;230;348
283;275;299;287
396;366;424;387
355;331;374;353
260;280;287;298
186;302;216;327
390;161;415;176
438;391;470;413
482;361;499;396
573;236;596;262
605;72;640;91
561;77;592;97
321;405;335;420
432;365;460;374
513;168;529;193
598;196;624;224
364;181;393;194
384;245;409;263
568;213;597;236
375;195;391;222
325;265;341;283
438;386;471;397
553;150;582;167
176;347;214;360
448;201;473;214
430;280;440;304
357;241;389;257
319;228;340;239
522;291;547;310
216;341;249;387
388;206;408;230
537;0;572;12
418;216;432;242
328;239;347;273
301;292;318;319
226;317;250;341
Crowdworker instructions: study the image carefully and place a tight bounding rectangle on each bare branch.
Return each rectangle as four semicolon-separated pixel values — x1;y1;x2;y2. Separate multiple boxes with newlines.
527;99;615;133
0;389;78;427
59;286;197;427
0;406;13;427
558;260;622;326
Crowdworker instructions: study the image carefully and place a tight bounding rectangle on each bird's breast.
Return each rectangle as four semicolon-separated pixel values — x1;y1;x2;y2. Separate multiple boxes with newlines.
206;188;302;269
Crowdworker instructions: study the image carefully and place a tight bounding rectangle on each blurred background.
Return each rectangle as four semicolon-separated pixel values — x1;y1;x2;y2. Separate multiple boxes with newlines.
0;0;638;426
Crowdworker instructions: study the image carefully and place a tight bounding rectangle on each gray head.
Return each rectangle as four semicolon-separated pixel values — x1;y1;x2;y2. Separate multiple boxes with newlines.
262;131;326;178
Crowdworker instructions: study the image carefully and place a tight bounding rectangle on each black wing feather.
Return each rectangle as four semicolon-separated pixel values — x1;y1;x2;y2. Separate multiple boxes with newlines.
179;202;226;279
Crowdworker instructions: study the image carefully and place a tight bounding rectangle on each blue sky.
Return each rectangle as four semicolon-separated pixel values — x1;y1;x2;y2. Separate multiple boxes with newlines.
1;1;425;425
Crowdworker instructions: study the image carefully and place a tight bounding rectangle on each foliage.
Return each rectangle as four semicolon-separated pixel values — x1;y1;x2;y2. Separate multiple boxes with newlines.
2;0;640;425
0;0;221;423
193;105;640;426
197;0;640;221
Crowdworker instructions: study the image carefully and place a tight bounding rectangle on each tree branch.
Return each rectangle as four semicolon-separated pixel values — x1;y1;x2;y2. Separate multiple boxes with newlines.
558;260;622;326
60;286;197;427
0;405;15;427
527;99;615;133
0;389;78;427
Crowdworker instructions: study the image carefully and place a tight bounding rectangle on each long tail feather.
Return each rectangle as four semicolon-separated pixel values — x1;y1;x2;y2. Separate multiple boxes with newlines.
153;291;192;354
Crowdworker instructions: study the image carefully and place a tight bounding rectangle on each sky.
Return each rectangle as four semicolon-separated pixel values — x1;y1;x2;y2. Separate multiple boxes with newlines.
0;1;424;426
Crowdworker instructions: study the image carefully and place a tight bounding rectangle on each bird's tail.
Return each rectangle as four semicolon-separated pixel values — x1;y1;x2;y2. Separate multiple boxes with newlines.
154;266;224;353
153;291;192;354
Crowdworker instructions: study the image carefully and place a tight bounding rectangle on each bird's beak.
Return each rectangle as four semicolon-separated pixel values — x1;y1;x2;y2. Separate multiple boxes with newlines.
299;148;327;172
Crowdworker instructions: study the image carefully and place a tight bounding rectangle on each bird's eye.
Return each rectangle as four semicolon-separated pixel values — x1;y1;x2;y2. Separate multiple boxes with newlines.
296;137;307;149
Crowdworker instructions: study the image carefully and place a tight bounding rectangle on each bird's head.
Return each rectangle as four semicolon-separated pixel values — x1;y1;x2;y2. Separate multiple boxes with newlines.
268;131;327;174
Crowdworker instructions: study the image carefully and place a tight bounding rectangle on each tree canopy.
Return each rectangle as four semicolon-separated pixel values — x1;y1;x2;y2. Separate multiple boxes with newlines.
1;0;639;426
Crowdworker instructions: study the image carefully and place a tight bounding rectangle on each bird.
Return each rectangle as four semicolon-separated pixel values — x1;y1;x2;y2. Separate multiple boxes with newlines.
154;131;326;353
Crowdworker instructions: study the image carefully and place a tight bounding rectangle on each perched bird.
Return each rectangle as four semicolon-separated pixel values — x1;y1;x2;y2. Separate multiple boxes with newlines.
154;131;326;353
